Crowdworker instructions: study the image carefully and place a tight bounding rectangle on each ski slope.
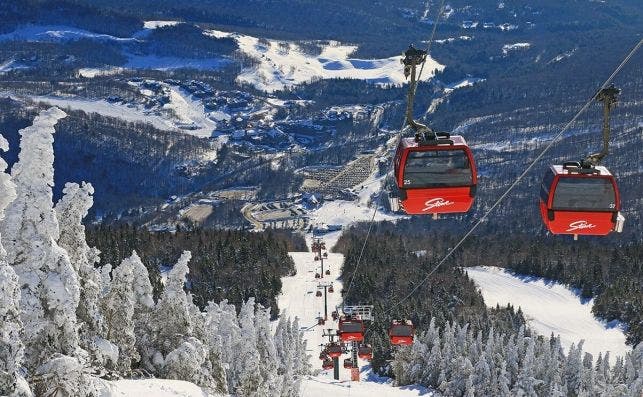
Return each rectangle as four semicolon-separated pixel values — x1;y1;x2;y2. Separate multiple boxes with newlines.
280;243;435;396
99;379;221;397
209;30;444;93
466;266;629;361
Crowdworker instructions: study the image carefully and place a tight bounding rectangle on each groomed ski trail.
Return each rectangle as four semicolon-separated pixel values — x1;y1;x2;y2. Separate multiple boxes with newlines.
280;236;436;396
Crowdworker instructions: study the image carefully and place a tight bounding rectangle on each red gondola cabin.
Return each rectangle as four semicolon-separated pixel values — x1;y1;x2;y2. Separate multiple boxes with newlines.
357;344;373;361
392;135;477;215
338;316;365;343
326;343;342;358
322;359;334;370
389;320;415;346
539;164;624;236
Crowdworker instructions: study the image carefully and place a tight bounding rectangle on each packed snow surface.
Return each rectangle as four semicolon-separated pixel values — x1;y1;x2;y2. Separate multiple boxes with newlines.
0;25;135;43
27;96;178;132
209;30;444;92
444;77;485;93
100;379;220;397
502;42;531;54
143;20;182;29
466;266;629;361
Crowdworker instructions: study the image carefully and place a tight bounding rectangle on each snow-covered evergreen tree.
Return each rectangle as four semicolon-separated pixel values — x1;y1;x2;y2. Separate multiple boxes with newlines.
102;251;153;372
233;298;263;397
512;337;540;396
290;317;309;380
0;108;99;396
274;315;296;397
164;337;215;389
202;301;230;394
152;251;193;360
55;182;107;364
392;316;638;397
255;305;281;396
0;135;32;396
1;107;82;369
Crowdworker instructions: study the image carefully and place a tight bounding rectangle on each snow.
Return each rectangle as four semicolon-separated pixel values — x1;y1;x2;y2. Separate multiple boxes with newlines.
208;30;444;93
124;55;228;71
100;379;221;397
161;85;218;138
444;78;485;93
27;96;178;132
78;67;124;78
143;21;182;30
502;42;531;55
0;25;135;43
307;171;404;248
300;374;436;396
278;164;425;393
27;82;228;146
0;59;29;74
548;48;576;64
466;266;629;362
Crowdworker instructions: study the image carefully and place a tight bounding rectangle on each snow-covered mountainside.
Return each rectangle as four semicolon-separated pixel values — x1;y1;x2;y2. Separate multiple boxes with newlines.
209;30;444;92
466;266;629;361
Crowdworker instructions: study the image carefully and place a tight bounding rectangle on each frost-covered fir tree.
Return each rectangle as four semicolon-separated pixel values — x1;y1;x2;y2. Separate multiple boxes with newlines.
0;135;32;397
202;301;230;394
274;315;296;397
152;251;193;360
0;108;98;396
1;107;82;369
290;317;309;380
55;182;107;364
102;251;154;372
391;316;639;397
255;305;281;396
164;337;214;388
233;298;263;397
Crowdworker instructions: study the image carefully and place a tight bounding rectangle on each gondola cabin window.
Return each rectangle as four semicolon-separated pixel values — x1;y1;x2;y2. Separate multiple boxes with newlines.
403;149;472;188
552;177;616;211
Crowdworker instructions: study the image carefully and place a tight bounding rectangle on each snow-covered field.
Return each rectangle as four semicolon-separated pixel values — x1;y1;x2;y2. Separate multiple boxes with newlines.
466;266;629;361
100;379;221;397
0;24;136;43
26;81;227;140
443;77;485;93
502;42;531;54
209;30;444;92
28;95;177;132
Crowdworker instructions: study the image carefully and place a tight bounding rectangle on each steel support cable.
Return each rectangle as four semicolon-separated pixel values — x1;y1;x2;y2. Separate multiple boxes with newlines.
342;1;449;305
376;38;642;318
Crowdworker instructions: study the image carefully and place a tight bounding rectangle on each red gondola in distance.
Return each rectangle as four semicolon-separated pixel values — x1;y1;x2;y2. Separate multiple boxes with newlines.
389;320;415;346
326;343;342;358
357;344;373;361
539;164;624;236
322;359;334;370
392;135;477;215
338;316;365;343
